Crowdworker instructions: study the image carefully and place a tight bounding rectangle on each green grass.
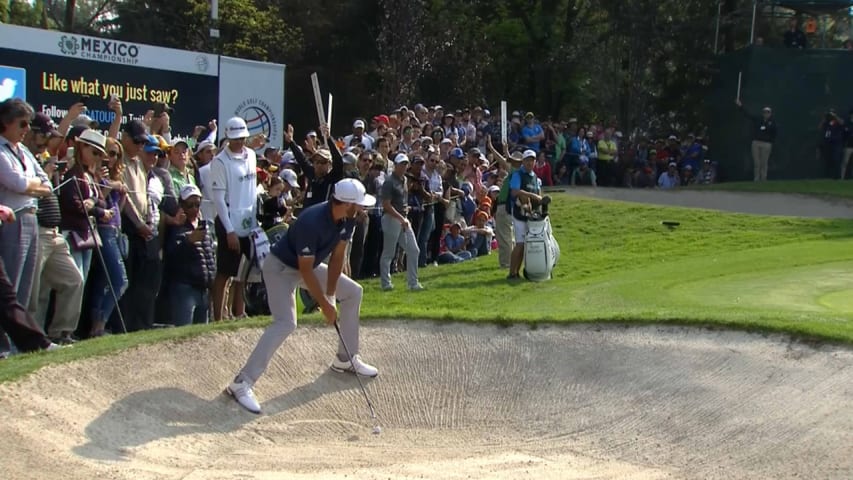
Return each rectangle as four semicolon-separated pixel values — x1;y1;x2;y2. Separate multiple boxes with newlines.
704;179;853;199
3;195;853;383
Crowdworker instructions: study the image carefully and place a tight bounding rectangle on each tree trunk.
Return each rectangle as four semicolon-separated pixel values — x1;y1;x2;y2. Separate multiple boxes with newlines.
64;0;76;32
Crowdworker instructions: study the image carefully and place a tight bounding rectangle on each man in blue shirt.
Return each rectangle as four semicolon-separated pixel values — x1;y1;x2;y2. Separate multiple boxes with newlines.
521;112;545;153
226;179;379;414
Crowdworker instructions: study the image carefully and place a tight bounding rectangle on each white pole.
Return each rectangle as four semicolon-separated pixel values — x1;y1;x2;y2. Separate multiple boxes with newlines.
310;73;327;144
211;0;219;21
500;101;508;146
714;2;722;54
737;71;742;102
750;1;757;45
327;93;333;129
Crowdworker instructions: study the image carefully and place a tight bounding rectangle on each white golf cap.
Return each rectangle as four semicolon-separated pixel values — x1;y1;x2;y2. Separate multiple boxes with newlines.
194;140;215;154
488;185;501;194
353;119;366;129
179;184;202;200
280;168;299;188
170;137;189;148
281;150;296;164
394;153;410;164
225;117;250;139
522;149;537;159
333;178;376;207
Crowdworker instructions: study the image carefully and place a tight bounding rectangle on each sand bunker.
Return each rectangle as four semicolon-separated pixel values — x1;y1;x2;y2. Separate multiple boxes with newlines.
0;322;850;479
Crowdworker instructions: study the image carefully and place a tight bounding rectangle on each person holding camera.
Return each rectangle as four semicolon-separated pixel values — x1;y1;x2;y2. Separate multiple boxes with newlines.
164;184;215;326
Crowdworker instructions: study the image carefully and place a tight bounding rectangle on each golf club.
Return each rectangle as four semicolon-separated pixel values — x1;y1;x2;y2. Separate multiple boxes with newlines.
333;319;381;434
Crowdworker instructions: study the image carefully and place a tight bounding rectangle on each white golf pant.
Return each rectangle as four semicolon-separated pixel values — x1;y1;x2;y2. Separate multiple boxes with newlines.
237;254;363;386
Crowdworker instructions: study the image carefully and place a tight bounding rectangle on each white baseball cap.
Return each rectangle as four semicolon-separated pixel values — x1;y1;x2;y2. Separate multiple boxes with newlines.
194;140;215;155
281;150;296;164
488;185;501;194
522;149;537;159
225;117;250;139
280;168;299;188
353;119;366;129
394;153;410;164
333;178;376;207
179;184;202;200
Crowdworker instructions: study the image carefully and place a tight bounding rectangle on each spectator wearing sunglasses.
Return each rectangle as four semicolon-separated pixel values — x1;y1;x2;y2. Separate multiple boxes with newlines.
0;99;53;356
87;137;128;337
60;129;113;285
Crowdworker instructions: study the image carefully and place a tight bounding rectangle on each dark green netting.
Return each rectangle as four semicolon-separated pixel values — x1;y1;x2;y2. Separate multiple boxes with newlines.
707;45;853;180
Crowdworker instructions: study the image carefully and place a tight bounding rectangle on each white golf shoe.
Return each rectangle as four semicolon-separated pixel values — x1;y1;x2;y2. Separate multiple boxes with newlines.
226;379;261;414
331;354;379;377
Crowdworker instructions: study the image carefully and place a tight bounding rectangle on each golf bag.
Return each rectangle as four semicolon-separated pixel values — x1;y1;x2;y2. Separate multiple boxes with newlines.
241;224;289;316
522;212;560;282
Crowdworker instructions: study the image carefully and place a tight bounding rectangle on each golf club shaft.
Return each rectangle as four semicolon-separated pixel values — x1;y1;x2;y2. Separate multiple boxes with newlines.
334;320;377;420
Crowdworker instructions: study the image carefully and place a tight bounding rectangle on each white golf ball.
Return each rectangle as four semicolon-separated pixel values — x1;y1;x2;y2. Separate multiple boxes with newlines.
372;425;382;435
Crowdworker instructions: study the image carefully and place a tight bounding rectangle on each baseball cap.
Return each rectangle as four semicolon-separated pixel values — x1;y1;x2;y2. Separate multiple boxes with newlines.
194;140;215;155
451;147;464;159
152;102;173;117
312;148;332;162
333;178;376;207
30;113;61;137
342;151;358;164
281;150;296;164
71;114;98;129
394;153;410;164
411;154;425;163
170;137;189;149
509;152;523;163
763;106;772;113
373;114;390;126
483;109;491;117
667;135;678;141
579;156;589;165
487;185;501;194
76;129;107;154
353;119;366;129
468;147;482;156
179;184;202;201
122;120;149;143
225;117;250;139
522;149;537;159
280;168;299;188
143;135;162;153
511;111;521;117
525;111;535;118
668;161;677;167
440;138;452;145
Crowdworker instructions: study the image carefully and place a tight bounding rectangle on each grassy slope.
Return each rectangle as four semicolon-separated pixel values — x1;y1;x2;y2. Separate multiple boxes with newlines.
704;179;853;199
2;195;852;382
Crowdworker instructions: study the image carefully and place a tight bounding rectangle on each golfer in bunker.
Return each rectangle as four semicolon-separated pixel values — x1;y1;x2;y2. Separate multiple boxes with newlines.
226;177;379;414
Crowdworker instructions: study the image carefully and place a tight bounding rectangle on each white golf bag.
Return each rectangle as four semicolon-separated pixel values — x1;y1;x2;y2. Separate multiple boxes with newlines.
523;213;560;282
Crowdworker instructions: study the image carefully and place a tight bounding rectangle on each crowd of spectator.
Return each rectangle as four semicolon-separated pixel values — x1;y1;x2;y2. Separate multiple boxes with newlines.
0;96;716;357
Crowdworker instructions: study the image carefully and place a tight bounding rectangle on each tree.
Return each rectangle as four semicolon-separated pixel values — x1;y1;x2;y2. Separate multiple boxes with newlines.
109;0;303;63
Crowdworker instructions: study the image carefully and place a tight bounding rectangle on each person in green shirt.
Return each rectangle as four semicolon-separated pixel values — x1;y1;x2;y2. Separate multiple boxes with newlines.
167;138;197;194
596;129;618;186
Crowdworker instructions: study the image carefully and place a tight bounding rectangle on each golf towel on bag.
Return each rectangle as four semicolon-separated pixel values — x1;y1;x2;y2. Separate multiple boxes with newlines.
523;215;560;282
